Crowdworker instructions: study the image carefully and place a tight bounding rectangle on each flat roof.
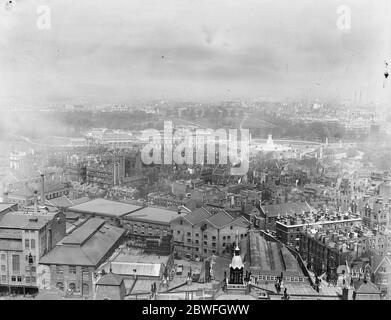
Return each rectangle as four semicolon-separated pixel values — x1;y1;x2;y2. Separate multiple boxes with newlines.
114;250;171;265
123;206;180;225
69;198;142;217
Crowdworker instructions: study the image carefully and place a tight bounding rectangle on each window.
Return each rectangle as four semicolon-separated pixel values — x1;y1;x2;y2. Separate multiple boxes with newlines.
1;254;5;260
223;242;226;247
204;234;208;239
212;236;216;241
25;239;30;249
56;266;63;275
26;276;30;283
31;276;36;283
187;239;191;243
1;265;5;272
204;241;208;245
11;276;16;282
1;275;6;283
195;233;199;237
223;236;226;240
177;231;180;235
82;267;89;276
195;240;199;244
12;255;20;272
31;239;36;249
31;266;36;273
212;243;216;247
187;232;191;237
230;226;233;230
17;276;22;282
69;266;76;274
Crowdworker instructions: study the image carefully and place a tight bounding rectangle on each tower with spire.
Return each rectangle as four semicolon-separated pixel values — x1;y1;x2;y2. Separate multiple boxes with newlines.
228;231;244;284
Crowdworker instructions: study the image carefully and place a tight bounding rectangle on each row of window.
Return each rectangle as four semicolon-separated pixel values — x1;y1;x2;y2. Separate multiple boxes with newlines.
255;275;304;282
0;275;36;283
184;247;216;254
177;231;243;241
56;265;89;275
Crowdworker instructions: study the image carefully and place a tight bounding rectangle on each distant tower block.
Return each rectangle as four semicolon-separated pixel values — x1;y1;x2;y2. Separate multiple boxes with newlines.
325;137;329;146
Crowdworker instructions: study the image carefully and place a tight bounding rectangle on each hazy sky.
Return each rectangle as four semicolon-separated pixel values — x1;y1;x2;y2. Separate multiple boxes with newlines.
0;0;390;106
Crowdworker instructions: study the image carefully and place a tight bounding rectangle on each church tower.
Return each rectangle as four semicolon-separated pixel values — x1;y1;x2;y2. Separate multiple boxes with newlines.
229;232;244;284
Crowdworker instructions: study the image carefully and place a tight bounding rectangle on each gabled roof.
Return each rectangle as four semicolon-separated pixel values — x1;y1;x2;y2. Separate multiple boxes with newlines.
206;210;234;229
355;281;381;294
62;219;105;245
39;219;125;267
372;255;391;274
182;207;212;225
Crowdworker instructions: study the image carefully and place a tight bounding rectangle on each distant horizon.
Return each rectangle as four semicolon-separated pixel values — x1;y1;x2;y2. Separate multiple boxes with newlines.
1;0;390;107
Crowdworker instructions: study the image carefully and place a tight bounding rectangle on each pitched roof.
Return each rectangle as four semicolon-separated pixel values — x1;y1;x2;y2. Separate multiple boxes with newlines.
62;219;105;245
0;203;17;212
372;255;391;274
182;207;212;225
248;232;304;277
45;195;74;208
123;206;180;225
206;210;234;229
39;218;125;267
96;273;124;286
69;198;142;217
355;281;381;294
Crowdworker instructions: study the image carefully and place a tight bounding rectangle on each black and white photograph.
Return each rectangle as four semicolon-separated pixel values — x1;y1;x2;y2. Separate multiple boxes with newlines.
0;0;391;310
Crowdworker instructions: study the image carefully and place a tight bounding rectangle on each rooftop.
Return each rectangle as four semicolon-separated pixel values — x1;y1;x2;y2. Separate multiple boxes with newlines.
0;210;59;230
123;206;180;225
249;232;304;278
68;198;142;217
261;202;316;218
96;273;124;286
0;203;17;212
39;218;125;267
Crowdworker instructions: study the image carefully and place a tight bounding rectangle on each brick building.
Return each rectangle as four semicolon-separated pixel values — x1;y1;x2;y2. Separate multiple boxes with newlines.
0;207;66;293
170;207;250;260
39;218;125;298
